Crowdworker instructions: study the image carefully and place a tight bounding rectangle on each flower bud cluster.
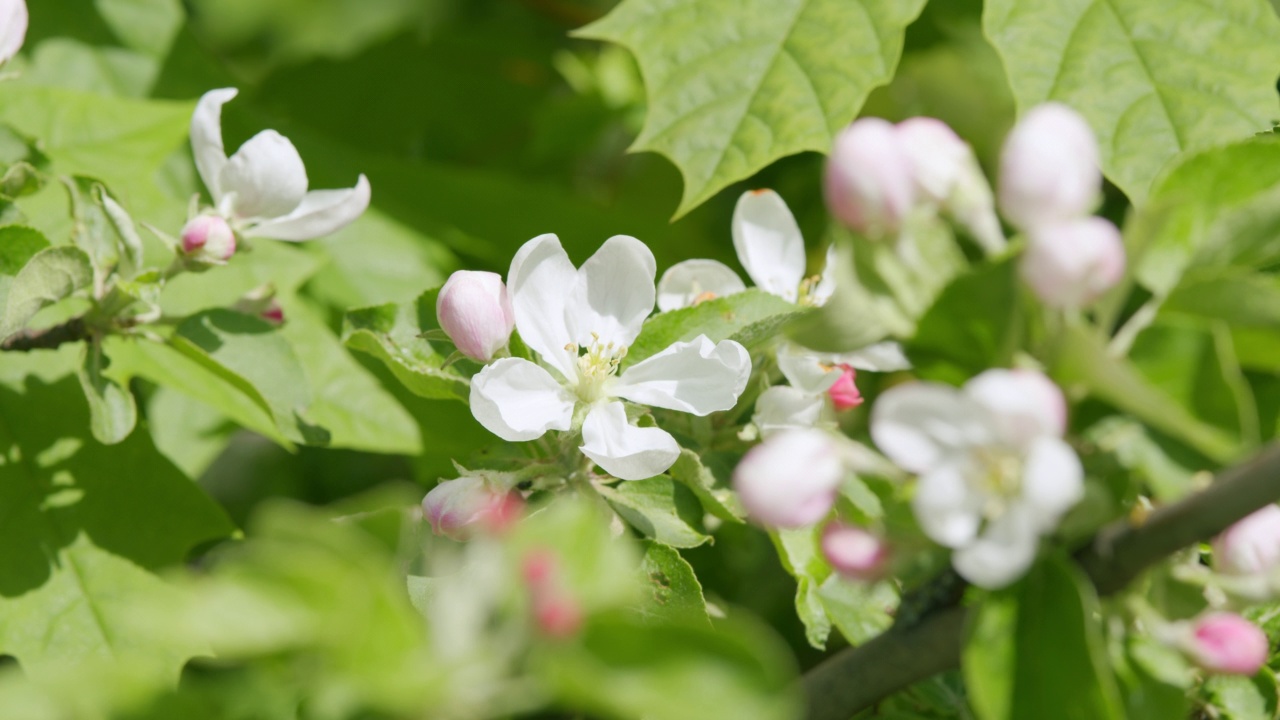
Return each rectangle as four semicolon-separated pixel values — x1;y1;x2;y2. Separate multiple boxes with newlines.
998;104;1125;308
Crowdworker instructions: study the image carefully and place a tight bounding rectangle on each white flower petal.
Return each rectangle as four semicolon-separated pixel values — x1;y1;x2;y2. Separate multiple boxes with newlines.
1019;435;1084;530
753;385;832;438
580;402;680;481
964;368;1067;449
732;190;806;302
811;245;838;305
469;358;575;442
0;0;28;64
190;88;238;202
951;512;1041;589
615;336;750;415
656;259;745;311
507;234;578;379
871;381;994;474
777;342;842;394
912;458;983;547
567;235;656;348
218;130;309;220
244;175;371;241
838;341;912;372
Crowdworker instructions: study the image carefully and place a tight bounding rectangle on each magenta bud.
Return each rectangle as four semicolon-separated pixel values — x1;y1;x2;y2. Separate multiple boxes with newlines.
824;118;917;239
1020;216;1125;308
733;429;844;528
822;522;889;581
260;301;285;325
827;365;863;411
436;270;515;362
422;476;520;541
1183;613;1270;676
1213;505;1280;577
998;103;1101;231
181;214;236;261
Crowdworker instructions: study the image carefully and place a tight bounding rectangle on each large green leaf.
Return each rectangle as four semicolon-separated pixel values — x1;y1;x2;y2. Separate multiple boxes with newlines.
0;348;234;679
625;288;801;367
578;0;928;217
984;0;1280;204
342;290;470;403
0;245;92;337
599;476;711;549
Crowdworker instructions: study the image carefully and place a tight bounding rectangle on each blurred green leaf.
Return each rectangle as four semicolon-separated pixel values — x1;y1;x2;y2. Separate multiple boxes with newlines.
76;340;137;445
1113;634;1191;720
0;226;52;313
599;476;711;549
637;541;710;625
907;258;1019;381
0;245;92;338
579;0;927;216
1204;672;1280;720
984;0;1280;204
626;289;800;367
770;525;833;649
1085;416;1199;502
817;575;896;646
667;448;745;523
343;289;470;403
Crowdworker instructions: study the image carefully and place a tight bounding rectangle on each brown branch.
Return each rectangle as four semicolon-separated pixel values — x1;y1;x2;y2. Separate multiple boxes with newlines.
802;443;1280;720
0;317;88;352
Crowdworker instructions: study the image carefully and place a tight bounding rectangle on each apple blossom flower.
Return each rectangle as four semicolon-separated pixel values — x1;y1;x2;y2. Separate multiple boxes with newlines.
0;0;26;64
896;117;1004;254
1213;505;1280;577
733;429;845;528
423;475;522;540
469;234;750;481
825;118;917;239
998;103;1100;232
822;522;890;580
1020;217;1125;309
190;88;370;241
436;270;515;362
655;258;746;312
1180;613;1269;676
871;368;1082;589
180;214;236;262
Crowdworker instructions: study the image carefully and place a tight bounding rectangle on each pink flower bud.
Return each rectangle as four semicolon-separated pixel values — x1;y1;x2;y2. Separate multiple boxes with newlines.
422;476;521;540
436;270;515;362
822;522;889;580
1213;505;1280;576
522;549;583;638
827;365;863;411
181;214;236;261
1019;217;1124;308
733;429;844;528
824;118;917;239
998;103;1101;231
261;300;285;325
1183;613;1269;676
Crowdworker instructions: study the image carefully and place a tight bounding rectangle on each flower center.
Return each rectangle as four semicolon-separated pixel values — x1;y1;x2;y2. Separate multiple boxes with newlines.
796;274;824;307
571;333;626;403
972;446;1023;519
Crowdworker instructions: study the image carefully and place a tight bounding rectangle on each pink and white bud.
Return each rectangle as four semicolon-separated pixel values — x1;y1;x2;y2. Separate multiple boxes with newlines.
0;0;28;65
733;429;845;528
1213;505;1280;576
827;365;864;411
422;476;521;541
522;549;582;638
181;214;236;261
436;270;515;363
260;301;285;326
1182;613;1269;676
824;118;917;239
822;522;890;581
897;117;1005;254
998;103;1101;231
1020;217;1124;309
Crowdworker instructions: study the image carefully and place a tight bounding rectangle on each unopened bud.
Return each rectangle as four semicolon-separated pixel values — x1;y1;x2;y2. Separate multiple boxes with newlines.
998;103;1101;231
822;522;889;581
436;270;515;362
824;118;916;239
522;549;582;638
733;429;844;528
896;117;1005;254
1182;613;1269;676
181;214;236;261
422;476;521;540
260;301;285;325
827;365;863;411
1020;217;1124;308
1213;505;1280;576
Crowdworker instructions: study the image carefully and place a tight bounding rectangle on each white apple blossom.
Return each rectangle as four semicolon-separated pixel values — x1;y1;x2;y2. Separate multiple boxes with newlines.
871;368;1082;588
0;0;26;64
655;259;746;312
469;234;751;481
191;88;370;241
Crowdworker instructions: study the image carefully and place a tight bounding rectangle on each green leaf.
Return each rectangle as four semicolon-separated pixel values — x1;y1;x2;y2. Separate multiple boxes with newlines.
77;341;137;445
599;476;712;549
908;258;1019;380
1085;416;1198;502
1113;635;1191;720
0;349;234;679
816;575;896;646
637;541;710;625
578;0;927;216
625;289;801;367
1204;672;1280;720
0;245;92;338
963;555;1124;720
983;0;1280;204
770;525;833;649
0;225;52;316
667;448;745;522
342;290;470;403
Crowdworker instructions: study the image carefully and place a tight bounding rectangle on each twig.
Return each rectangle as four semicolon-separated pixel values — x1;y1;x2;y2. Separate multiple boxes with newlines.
802;443;1280;720
0;317;88;352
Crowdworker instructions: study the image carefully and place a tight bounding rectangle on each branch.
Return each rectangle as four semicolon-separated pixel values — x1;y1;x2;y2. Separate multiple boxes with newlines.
0;317;88;352
803;443;1280;720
